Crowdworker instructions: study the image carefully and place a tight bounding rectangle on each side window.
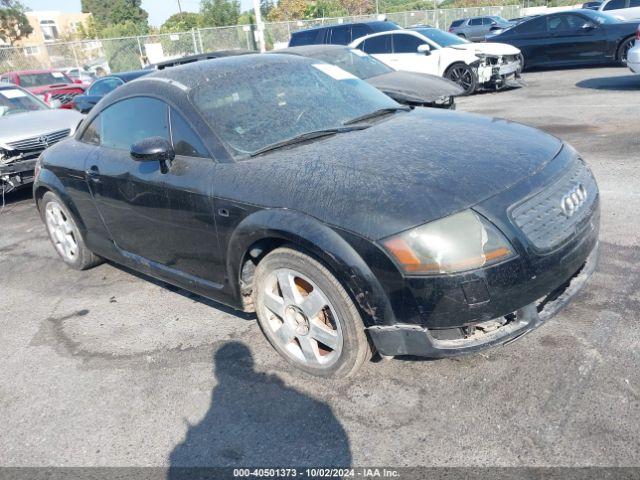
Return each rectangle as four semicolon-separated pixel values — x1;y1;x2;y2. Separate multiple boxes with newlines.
361;34;392;54
469;18;483;26
604;0;626;9
630;0;640;6
80;116;101;145
89;77;123;96
351;24;370;42
392;33;427;54
170;108;209;158
330;26;351;45
101;97;169;151
483;18;495;25
515;16;547;34
547;14;585;32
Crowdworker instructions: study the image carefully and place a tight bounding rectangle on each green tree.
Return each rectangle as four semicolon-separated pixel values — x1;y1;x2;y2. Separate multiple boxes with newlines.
161;12;203;32
261;0;275;17
201;0;241;27
0;0;32;46
80;0;148;31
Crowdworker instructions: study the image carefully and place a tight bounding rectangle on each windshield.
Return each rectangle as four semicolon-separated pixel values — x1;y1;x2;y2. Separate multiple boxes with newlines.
0;88;48;116
413;28;469;47
306;49;392;80
17;71;71;88
490;16;511;24
190;58;400;157
582;10;621;24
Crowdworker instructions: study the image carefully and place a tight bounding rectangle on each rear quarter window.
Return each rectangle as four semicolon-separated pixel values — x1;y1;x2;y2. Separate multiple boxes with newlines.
289;28;324;46
450;19;465;27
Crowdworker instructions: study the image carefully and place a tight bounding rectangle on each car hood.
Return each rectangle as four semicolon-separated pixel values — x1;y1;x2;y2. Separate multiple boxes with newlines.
215;108;564;239
366;71;464;103
0;109;84;145
449;42;521;56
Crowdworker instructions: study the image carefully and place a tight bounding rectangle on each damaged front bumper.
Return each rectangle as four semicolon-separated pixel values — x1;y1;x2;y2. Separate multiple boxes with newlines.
368;241;599;357
475;55;523;90
0;156;38;194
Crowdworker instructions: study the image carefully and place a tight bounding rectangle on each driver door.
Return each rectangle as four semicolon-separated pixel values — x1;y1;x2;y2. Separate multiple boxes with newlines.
388;33;440;75
83;96;220;285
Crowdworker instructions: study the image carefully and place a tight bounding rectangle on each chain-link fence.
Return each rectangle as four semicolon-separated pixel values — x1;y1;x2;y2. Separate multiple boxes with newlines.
0;5;521;75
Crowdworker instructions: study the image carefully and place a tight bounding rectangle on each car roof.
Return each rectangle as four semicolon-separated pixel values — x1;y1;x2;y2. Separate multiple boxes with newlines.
106;70;152;82
2;69;63;75
148;49;254;70
275;44;350;56
292;20;398;34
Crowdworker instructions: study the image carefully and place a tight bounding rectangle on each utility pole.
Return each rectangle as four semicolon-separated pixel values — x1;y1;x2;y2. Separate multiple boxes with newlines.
252;0;266;52
177;0;183;13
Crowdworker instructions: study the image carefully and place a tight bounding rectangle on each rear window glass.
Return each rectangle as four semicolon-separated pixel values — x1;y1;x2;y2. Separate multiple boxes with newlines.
290;29;323;46
450;19;465;27
18;71;71;88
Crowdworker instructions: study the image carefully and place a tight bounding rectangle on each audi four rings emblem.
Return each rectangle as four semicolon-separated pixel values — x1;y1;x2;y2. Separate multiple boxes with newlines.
560;184;587;218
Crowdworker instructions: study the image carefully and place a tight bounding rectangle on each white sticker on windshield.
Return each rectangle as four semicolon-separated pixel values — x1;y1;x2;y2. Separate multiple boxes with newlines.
0;89;27;99
52;72;64;78
312;63;357;81
350;49;367;57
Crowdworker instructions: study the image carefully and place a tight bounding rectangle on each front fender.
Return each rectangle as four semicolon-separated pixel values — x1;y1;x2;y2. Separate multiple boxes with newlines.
226;209;397;327
33;168;88;234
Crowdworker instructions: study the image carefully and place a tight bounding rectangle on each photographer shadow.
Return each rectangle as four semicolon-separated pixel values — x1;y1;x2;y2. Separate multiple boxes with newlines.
167;342;351;478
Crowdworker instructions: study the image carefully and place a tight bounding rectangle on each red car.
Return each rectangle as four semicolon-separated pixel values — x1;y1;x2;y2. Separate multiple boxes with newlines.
0;69;85;109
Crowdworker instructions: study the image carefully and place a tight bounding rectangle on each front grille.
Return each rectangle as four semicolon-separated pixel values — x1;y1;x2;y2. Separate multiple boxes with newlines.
5;129;71;160
510;159;598;251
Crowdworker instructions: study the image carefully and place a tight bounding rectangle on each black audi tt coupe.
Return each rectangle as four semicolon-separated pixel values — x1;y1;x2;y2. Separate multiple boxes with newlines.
489;9;638;69
33;54;600;377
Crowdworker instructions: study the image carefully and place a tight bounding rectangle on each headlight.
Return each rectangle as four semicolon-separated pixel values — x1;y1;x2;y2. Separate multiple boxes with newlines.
381;210;514;275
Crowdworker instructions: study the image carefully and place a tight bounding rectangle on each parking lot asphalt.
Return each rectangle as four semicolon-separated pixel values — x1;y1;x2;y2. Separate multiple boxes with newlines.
1;66;639;468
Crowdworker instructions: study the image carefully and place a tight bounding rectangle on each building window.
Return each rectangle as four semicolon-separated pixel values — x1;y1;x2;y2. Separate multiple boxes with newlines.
24;46;40;55
40;20;59;41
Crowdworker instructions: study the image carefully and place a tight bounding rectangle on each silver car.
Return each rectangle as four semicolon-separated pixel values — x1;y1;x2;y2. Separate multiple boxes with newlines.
448;16;515;41
0;84;83;194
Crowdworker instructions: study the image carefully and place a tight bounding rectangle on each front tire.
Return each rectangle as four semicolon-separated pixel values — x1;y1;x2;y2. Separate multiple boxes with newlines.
253;247;370;378
445;62;478;95
41;191;102;270
617;36;635;65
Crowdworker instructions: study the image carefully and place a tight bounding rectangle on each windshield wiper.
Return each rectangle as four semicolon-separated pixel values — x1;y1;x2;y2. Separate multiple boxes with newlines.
249;125;370;157
342;106;410;126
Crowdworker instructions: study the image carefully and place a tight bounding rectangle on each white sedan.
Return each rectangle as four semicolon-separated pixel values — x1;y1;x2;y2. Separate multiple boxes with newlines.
628;27;640;73
349;27;522;94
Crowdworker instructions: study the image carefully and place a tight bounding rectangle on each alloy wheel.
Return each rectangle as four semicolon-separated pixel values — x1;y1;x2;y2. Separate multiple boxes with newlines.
621;38;634;64
45;202;78;261
260;268;343;368
448;66;474;92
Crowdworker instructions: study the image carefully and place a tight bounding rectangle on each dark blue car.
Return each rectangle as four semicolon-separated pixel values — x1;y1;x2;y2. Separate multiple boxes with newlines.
490;9;638;69
289;21;400;47
72;70;150;114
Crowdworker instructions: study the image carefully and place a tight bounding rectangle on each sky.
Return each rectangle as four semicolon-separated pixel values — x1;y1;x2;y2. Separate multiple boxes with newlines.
21;0;255;27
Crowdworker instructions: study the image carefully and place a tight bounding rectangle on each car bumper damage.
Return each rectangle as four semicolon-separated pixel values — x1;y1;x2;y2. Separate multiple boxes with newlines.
474;54;523;89
368;241;599;357
0;151;37;194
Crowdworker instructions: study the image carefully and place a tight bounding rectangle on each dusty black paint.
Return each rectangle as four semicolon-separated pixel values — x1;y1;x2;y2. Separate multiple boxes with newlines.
34;55;600;357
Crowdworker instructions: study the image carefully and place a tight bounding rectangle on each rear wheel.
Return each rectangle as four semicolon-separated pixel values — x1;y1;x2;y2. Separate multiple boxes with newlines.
41;191;102;270
617;36;635;65
445;62;478;95
253;247;370;378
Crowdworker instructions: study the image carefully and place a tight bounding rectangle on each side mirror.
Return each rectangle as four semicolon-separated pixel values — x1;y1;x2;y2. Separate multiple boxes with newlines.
48;99;62;109
417;44;431;55
581;22;596;30
490;25;503;31
73;79;83;84
130;136;175;174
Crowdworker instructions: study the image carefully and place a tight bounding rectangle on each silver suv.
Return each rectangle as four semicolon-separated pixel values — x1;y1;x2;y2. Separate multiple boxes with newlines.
448;16;514;41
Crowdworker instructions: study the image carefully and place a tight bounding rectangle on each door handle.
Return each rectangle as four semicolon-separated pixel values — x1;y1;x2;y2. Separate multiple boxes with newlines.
85;165;100;182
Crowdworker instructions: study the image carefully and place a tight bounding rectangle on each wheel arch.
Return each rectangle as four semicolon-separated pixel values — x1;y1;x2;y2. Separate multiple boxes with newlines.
226;209;396;328
33;170;87;234
616;34;635;62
